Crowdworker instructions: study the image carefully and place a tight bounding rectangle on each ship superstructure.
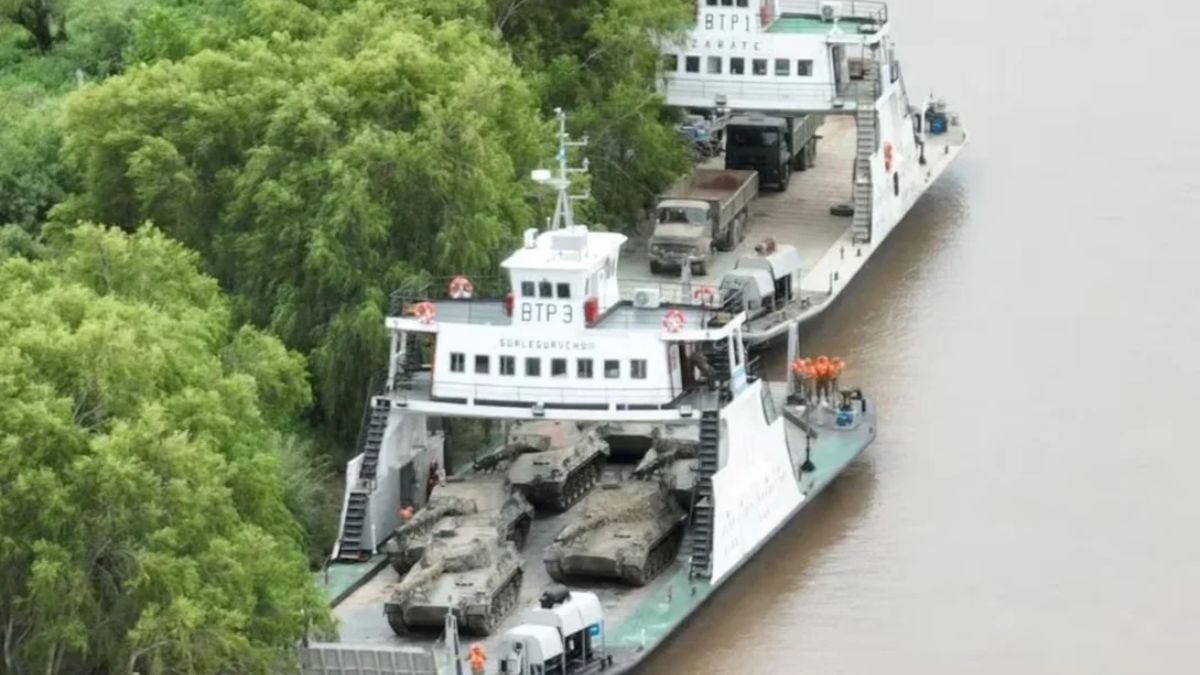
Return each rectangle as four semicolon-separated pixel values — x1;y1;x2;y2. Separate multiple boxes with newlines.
617;0;967;344
308;111;877;675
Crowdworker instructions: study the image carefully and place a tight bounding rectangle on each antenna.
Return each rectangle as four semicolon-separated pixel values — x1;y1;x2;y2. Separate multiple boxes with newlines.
532;108;590;230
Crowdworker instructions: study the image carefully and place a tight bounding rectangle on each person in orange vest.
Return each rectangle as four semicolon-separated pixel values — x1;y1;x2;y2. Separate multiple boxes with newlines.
468;644;485;675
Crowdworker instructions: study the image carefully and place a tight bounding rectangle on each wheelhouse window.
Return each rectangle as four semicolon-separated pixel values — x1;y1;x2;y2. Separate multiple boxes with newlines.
662;54;678;72
450;353;465;373
730;58;745;75
736;0;749;6
538;280;553;298
706;56;722;74
500;356;515;376
604;360;620;379
797;59;813;77
774;59;790;76
752;59;768;76
577;358;594;379
631;359;648;379
685;56;700;73
525;357;541;377
474;355;489;374
551;358;568;378
521;281;535;296
556;283;571;299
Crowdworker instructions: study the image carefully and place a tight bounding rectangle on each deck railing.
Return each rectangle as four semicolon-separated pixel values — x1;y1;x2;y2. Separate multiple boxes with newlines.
662;77;851;112
775;0;889;24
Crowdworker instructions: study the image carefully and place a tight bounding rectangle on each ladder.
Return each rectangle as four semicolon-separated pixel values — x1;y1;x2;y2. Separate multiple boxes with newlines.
852;60;880;244
689;409;721;578
335;396;391;561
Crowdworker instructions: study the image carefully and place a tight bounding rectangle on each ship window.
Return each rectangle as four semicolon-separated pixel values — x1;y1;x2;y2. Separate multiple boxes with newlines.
521;280;535;296
525;357;541;377
500;356;515;376
604;359;620;379
556;282;571;299
662;54;678;72
577;358;594;379
720;0;733;6
551;358;568;378
736;0;749;6
474;355;489;375
685;56;700;73
706;0;717;4
631;359;648;379
730;57;745;75
894;171;900;196
538;280;553;298
450;353;465;373
797;59;813;77
752;59;768;76
706;56;722;74
774;59;790;76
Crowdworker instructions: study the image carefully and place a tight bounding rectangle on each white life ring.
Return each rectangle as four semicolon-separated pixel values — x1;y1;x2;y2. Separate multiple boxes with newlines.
411;301;437;325
447;276;474;299
662;309;686;333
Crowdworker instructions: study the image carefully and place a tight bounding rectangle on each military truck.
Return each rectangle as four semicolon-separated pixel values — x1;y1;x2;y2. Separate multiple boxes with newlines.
648;169;759;276
543;482;685;586
384;474;534;575
717;239;805;323
725;113;821;191
476;421;610;512
384;522;523;636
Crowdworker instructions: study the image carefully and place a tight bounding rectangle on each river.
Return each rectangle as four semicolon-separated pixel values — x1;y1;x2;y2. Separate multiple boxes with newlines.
642;0;1200;672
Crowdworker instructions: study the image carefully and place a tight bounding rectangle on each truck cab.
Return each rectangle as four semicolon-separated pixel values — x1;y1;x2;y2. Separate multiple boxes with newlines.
650;199;715;276
725;114;820;191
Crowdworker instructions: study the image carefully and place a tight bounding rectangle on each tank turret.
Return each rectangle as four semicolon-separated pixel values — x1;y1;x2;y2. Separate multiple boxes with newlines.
543;481;685;585
505;421;610;511
385;474;533;575
632;425;701;507
384;520;524;636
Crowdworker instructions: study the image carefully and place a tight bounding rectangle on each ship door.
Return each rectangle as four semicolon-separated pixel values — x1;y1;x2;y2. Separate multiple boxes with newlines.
831;44;846;96
669;344;685;396
398;461;417;508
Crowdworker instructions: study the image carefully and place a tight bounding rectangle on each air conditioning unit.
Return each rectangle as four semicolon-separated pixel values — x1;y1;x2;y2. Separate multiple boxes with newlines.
820;1;842;21
632;288;662;309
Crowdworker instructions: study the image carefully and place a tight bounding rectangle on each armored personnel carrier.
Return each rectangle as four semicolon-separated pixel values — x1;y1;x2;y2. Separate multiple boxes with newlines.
476;421;609;512
543;481;685;586
384;474;534;575
384;521;523;636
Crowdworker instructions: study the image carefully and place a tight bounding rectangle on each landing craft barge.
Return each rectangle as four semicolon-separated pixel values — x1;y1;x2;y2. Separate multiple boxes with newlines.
301;112;876;675
621;0;967;346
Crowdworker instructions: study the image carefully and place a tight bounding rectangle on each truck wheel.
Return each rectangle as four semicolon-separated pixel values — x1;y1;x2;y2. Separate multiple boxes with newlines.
717;223;735;252
808;140;818;167
778;163;791;192
737;212;749;243
794;147;808;172
650;260;662;274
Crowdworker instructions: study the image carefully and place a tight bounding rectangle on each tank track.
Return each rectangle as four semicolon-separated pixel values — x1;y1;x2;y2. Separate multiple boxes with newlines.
535;457;604;512
620;527;683;586
384;602;410;636
463;568;523;635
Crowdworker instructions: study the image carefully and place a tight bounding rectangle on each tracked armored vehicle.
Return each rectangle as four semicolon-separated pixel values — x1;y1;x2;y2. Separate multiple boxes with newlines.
384;474;534;575
543;481;686;586
633;436;700;509
384;521;523;636
477;421;609;512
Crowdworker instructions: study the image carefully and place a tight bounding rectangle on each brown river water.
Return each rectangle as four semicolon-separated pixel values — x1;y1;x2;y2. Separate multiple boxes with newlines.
642;0;1200;672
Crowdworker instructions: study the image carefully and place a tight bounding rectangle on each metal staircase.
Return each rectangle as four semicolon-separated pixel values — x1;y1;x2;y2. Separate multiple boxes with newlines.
689;409;721;578
852;61;880;244
335;396;391;562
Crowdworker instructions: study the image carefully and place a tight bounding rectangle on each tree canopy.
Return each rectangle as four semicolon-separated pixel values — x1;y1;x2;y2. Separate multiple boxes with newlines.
0;224;328;675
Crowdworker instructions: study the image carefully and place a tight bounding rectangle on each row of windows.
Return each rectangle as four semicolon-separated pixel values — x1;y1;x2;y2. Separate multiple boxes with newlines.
449;354;648;379
520;280;571;299
664;55;814;78
706;0;751;5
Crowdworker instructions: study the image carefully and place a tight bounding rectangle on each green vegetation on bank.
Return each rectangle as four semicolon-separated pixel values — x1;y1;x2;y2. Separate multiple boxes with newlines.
1;0;690;671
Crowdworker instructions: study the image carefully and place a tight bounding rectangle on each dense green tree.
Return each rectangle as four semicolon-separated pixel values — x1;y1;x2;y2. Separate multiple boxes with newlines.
1;0;65;51
0;224;329;675
57;2;547;442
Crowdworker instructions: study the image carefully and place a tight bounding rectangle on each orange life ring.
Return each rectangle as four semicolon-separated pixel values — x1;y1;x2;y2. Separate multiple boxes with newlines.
411;301;437;325
692;286;715;305
662;309;686;333
447;275;474;299
883;142;895;173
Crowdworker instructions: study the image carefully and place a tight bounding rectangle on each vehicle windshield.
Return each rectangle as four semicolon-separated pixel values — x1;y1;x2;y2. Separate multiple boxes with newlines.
729;127;780;148
658;206;708;226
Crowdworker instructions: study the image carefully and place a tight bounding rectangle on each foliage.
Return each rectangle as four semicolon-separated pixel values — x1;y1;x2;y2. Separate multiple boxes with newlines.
0;224;329;675
56;2;548;441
